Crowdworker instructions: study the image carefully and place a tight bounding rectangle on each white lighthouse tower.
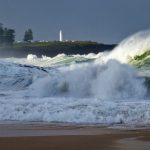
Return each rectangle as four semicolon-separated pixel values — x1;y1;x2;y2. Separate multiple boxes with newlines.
59;30;63;42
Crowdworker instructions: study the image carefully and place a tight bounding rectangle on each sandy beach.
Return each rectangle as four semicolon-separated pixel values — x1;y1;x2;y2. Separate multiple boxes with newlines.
0;123;150;150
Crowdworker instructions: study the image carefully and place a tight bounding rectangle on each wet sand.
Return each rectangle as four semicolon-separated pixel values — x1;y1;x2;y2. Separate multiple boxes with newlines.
0;123;150;150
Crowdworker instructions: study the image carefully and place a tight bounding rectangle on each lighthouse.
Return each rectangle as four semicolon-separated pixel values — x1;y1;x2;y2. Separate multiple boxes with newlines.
59;30;63;42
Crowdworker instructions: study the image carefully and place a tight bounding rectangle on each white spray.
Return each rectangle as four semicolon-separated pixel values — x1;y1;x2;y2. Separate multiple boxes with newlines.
106;30;150;63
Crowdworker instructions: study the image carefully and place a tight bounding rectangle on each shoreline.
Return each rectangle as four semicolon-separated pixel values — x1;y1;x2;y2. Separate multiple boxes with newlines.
0;123;150;150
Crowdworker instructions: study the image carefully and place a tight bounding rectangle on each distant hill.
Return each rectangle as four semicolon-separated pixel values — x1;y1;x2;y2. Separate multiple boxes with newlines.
0;41;116;58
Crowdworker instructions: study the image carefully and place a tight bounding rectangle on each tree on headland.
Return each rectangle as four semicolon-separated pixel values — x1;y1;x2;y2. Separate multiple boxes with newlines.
3;28;15;44
0;23;4;44
23;29;33;42
0;23;15;45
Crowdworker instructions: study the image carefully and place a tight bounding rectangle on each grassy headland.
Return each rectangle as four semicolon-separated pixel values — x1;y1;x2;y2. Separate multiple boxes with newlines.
0;41;116;58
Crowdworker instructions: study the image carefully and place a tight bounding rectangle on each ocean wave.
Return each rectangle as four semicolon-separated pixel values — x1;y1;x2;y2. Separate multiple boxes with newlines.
0;30;150;125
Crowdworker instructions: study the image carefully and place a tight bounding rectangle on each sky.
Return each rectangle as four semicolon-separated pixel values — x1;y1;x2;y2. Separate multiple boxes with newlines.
0;0;150;43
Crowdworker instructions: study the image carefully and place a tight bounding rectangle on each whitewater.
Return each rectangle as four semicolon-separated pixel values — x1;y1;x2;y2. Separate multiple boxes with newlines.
1;30;150;126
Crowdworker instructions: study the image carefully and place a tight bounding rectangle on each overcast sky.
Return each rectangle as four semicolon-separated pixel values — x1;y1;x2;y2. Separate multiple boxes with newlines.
0;0;150;43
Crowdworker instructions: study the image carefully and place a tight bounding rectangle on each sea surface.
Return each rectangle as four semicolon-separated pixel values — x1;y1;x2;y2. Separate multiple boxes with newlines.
1;30;150;126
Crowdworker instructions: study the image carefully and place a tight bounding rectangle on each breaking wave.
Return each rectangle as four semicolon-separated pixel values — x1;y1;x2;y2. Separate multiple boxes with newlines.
1;30;150;125
29;60;146;100
106;30;150;63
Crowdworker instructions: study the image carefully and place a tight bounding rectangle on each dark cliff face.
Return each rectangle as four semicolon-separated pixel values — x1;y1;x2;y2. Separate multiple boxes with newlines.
0;41;116;58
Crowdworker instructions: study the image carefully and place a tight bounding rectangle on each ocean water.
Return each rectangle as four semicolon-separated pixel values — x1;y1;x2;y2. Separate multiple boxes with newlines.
1;31;150;126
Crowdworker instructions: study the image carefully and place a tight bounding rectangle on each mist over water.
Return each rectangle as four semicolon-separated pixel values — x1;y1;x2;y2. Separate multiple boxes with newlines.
0;30;150;125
